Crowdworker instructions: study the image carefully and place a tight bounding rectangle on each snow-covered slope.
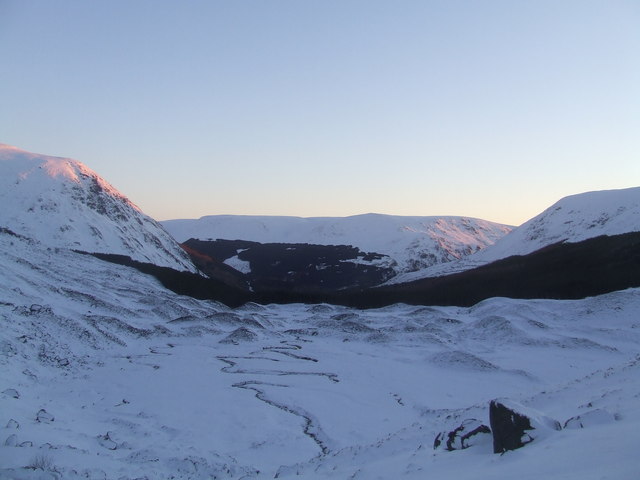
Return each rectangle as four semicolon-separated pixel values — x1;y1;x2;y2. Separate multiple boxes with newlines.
1;227;639;479
0;144;195;272
162;214;513;273
392;187;640;282
474;186;640;261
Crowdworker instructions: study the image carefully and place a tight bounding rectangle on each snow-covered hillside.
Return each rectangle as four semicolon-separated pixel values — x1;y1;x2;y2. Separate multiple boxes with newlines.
392;187;640;282
162;214;512;273
1;143;638;478
0;144;195;272
1;227;639;479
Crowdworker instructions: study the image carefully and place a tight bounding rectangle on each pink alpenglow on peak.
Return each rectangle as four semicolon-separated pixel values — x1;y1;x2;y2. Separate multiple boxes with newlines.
0;144;195;272
1;143;133;207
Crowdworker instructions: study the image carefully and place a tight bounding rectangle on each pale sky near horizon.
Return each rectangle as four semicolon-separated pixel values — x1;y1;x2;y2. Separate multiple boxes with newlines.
1;0;638;226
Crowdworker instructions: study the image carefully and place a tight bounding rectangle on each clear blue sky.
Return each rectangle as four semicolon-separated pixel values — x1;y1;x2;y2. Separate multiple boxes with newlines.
1;0;638;225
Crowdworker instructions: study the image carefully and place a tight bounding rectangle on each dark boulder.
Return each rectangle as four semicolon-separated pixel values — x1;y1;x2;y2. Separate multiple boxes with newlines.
489;399;561;454
434;418;491;451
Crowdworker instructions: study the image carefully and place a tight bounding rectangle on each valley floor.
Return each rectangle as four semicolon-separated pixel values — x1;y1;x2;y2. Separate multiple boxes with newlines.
1;232;639;479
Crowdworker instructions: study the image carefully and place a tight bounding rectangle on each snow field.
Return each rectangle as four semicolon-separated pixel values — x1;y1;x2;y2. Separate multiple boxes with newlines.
1;229;639;478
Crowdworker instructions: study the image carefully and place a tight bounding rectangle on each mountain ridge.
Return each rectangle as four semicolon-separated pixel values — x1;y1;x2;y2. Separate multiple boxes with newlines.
390;186;640;283
162;213;513;275
0;144;196;272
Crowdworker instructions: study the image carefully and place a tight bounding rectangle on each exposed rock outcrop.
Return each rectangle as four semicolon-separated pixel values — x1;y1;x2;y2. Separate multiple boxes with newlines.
489;399;561;454
433;418;491;451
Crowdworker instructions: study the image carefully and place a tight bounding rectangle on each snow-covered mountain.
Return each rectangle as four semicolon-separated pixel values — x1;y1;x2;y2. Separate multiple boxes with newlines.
0;144;195;272
473;186;640;260
1;225;639;479
392;187;640;283
162;214;513;274
1;143;638;478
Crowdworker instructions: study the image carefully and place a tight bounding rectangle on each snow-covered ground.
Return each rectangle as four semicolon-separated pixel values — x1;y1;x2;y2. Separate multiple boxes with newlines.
162;214;513;274
391;186;640;283
1;228;639;479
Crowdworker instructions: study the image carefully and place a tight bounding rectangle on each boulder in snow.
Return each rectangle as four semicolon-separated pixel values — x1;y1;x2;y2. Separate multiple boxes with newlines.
6;419;19;429
2;388;20;399
4;434;18;446
433;418;491;451
564;409;617;429
98;432;118;450
36;409;55;423
489;399;561;453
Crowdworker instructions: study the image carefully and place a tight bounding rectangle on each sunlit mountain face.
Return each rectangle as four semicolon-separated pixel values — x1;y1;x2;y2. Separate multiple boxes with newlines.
0;144;196;272
1;144;639;479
